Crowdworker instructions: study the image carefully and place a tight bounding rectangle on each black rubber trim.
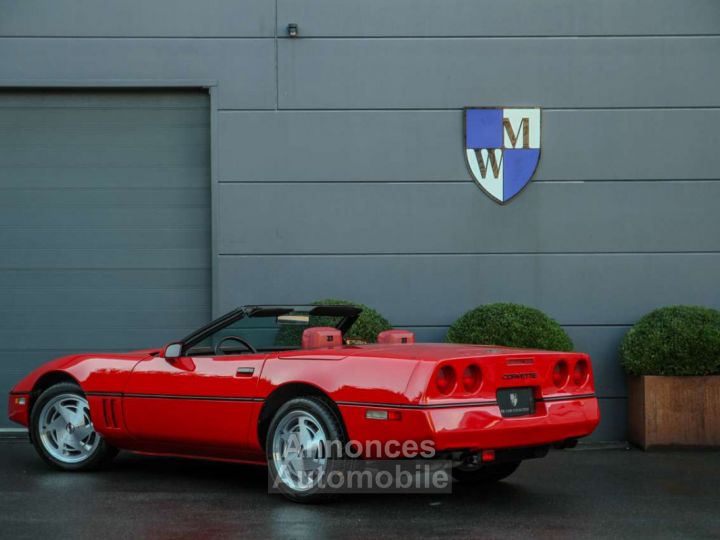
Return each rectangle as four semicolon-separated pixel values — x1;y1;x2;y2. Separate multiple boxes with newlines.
82;392;596;407
537;393;596;402
336;400;498;409
8;391;29;396
85;391;264;403
337;393;596;410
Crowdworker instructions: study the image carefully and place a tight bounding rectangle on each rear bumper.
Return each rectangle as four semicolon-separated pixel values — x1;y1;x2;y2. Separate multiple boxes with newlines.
428;396;600;450
339;395;600;454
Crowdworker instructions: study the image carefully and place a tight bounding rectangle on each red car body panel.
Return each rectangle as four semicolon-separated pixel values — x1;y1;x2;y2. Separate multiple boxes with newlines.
9;342;600;465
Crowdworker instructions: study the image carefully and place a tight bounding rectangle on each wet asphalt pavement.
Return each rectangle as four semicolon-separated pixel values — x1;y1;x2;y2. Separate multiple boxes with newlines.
0;439;718;540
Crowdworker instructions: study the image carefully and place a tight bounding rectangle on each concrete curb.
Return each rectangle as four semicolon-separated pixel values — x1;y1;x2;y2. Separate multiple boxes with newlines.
0;428;29;439
572;441;631;451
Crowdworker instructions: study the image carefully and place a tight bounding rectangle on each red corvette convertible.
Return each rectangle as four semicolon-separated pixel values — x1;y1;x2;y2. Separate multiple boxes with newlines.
8;305;599;501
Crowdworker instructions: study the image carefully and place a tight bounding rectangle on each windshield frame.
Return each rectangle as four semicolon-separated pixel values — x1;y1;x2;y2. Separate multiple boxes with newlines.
178;304;362;354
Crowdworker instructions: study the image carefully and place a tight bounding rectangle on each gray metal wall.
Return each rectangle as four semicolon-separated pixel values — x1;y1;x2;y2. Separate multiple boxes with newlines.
3;0;720;439
0;89;211;427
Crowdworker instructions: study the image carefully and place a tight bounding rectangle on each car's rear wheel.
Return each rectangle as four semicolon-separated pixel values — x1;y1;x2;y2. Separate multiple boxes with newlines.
30;382;117;471
266;396;347;503
452;460;521;484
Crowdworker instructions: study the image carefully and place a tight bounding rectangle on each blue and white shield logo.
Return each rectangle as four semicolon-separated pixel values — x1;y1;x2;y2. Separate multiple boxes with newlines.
464;107;541;204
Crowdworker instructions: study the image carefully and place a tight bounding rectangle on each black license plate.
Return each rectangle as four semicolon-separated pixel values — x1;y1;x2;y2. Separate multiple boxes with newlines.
497;387;535;417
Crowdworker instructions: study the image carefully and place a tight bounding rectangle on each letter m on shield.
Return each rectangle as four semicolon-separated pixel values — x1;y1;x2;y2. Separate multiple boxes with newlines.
464;107;541;204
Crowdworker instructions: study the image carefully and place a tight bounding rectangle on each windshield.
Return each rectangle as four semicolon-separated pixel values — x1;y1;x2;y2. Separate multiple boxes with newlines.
184;305;360;355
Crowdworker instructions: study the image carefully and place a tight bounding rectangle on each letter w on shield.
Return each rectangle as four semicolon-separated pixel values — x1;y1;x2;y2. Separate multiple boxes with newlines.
475;149;503;179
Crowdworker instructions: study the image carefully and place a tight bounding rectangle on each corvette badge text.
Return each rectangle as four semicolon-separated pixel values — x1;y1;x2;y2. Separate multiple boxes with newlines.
464;107;541;204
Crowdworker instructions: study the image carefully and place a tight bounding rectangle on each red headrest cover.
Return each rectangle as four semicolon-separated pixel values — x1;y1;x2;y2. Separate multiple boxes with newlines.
302;327;342;349
377;330;415;344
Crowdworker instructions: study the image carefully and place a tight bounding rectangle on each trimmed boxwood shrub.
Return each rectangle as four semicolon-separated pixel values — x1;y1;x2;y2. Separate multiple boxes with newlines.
275;298;393;345
620;305;720;376
446;303;573;352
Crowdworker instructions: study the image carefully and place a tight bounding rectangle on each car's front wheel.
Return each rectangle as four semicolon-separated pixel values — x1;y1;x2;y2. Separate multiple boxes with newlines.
266;396;347;503
452;460;521;484
30;382;117;471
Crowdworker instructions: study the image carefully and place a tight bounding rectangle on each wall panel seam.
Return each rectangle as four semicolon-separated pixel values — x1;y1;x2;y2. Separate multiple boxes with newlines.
273;34;720;40
218;106;720;112
215;179;720;184
0;36;275;40
2;35;717;40
400;324;632;328
217;252;720;257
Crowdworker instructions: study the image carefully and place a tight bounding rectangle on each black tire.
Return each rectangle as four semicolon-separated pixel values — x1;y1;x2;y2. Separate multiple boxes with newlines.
452;461;521;484
266;396;347;503
30;382;118;471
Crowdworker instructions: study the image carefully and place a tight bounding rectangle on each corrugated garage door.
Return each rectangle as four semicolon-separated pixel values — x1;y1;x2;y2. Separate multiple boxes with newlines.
0;89;210;427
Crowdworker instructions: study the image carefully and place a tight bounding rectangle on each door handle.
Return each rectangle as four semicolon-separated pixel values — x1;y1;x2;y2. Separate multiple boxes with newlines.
236;367;255;377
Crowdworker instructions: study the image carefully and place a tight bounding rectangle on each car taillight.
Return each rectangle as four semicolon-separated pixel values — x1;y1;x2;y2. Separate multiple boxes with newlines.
436;366;457;395
573;359;589;386
552;360;569;388
462;364;482;393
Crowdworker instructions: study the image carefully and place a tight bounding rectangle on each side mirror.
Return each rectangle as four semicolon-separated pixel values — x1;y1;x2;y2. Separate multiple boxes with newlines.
163;343;183;359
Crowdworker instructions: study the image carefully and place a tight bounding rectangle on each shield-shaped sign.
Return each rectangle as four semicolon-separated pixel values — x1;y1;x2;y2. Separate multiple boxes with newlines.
464;107;541;204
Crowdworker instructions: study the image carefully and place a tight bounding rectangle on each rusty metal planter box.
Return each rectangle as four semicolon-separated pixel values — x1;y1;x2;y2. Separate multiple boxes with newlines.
627;375;720;449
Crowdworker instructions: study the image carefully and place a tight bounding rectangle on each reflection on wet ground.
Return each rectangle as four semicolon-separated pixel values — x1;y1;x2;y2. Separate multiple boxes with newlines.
0;440;718;539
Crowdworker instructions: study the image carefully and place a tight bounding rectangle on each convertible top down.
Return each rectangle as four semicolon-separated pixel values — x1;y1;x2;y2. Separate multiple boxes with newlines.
9;305;600;502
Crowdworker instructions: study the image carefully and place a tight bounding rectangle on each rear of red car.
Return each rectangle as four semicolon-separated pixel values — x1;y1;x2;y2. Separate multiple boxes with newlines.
339;346;599;457
420;350;599;451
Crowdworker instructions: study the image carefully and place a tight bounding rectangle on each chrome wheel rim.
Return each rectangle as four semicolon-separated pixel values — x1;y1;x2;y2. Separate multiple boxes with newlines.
38;393;99;463
271;410;328;492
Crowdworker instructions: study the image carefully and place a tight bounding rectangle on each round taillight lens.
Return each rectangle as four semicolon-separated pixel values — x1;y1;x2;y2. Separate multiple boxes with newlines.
436;366;457;395
462;364;482;393
573;359;589;386
552;360;569;388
